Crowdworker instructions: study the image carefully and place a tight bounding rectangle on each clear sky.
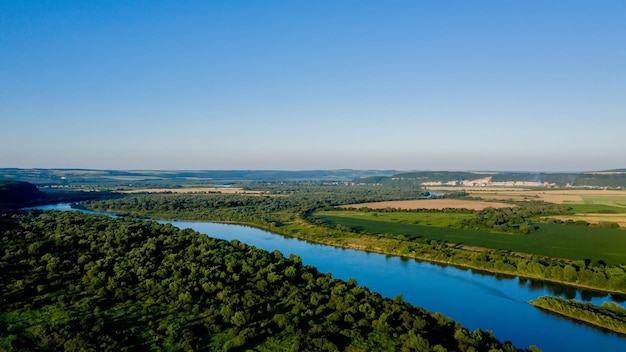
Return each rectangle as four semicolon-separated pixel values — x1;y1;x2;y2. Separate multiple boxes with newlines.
1;1;625;171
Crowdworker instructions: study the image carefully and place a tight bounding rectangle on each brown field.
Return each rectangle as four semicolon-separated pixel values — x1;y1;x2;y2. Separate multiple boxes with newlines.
425;188;626;205
470;189;626;204
119;187;262;194
339;199;515;210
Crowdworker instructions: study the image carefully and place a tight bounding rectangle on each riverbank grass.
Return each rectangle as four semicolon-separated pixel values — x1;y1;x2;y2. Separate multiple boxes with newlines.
529;296;626;335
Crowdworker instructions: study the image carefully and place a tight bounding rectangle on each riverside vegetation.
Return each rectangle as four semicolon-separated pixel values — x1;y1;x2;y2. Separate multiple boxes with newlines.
81;185;626;294
0;210;522;351
529;297;626;335
77;185;626;336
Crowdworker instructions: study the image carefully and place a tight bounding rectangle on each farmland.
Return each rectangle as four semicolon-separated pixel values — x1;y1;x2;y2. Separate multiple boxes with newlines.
327;210;475;227
318;190;626;265
422;188;626;205
418;188;626;227
315;211;626;265
338;199;515;210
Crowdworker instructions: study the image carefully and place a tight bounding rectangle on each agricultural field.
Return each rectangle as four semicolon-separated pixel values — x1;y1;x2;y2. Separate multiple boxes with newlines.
315;192;626;265
323;210;474;227
315;211;626;265
422;188;626;205
420;188;626;227
550;214;626;228
339;198;515;210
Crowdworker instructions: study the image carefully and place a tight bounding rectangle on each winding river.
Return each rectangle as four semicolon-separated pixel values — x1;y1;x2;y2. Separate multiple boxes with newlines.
33;204;626;351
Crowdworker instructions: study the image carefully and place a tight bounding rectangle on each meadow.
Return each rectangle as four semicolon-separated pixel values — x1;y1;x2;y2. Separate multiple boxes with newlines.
322;210;474;227
338;198;514;210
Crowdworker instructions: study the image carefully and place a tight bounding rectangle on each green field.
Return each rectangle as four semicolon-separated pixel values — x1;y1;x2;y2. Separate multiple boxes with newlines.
315;211;626;265
566;203;626;213
579;195;626;206
325;210;474;227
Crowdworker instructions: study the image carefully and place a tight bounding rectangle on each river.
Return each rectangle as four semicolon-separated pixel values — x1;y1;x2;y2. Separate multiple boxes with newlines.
32;203;626;351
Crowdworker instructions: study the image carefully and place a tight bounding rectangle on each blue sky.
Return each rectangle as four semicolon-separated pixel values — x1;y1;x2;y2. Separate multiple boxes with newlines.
1;1;625;171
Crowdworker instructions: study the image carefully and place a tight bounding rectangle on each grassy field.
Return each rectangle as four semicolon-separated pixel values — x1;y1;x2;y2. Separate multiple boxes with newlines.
339;199;514;210
575;196;626;206
566;204;626;213
322;210;473;227
315;211;626;265
550;214;626;228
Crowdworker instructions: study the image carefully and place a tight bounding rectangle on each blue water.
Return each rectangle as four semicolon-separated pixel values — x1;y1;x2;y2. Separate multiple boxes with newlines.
32;204;626;351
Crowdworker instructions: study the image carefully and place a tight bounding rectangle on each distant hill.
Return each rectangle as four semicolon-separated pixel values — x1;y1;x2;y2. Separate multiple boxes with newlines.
359;171;626;188
2;168;625;189
0;169;398;186
596;169;626;173
0;180;43;208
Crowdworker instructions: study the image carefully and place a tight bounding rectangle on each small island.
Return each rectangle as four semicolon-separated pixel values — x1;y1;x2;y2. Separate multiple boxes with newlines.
529;296;626;335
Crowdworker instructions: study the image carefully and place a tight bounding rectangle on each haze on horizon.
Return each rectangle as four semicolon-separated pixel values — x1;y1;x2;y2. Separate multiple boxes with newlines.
1;1;625;173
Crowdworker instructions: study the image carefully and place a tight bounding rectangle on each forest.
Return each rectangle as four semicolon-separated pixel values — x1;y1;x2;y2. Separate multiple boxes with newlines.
0;210;523;351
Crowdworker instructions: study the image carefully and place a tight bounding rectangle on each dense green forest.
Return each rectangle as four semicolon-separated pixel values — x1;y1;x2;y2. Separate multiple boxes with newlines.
529;297;626;335
0;210;523;351
82;191;626;293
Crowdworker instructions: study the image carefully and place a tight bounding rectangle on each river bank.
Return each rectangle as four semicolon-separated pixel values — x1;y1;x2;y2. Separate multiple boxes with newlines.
202;216;626;297
70;201;626;296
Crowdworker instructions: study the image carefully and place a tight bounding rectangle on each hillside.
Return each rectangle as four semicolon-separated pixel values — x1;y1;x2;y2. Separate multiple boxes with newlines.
0;181;43;208
360;171;626;188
